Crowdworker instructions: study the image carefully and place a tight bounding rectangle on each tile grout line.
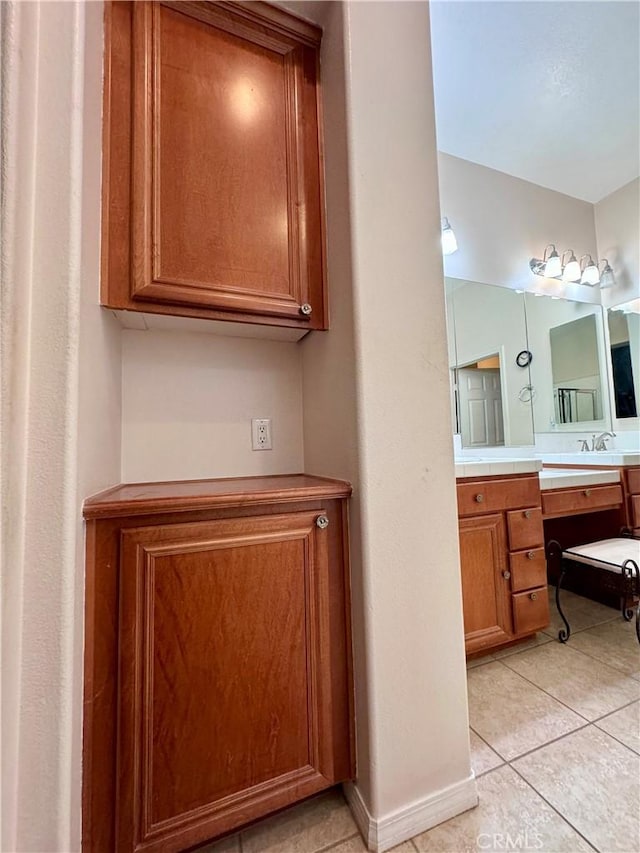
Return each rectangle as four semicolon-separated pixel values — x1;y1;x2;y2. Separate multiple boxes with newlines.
508;760;599;852
498;644;640;722
491;658;593;723
314;831;361;853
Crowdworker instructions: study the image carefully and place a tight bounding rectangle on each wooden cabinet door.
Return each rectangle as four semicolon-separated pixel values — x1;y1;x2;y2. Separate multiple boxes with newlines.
458;514;513;654
120;1;325;328
117;510;344;852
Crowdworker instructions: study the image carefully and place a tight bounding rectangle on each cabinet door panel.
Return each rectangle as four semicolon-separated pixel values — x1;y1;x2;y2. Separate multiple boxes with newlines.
131;2;321;323
118;512;332;851
459;514;512;653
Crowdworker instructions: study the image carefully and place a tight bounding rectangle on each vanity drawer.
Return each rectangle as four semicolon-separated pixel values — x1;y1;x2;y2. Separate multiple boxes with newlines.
457;477;541;517
506;508;544;551
509;548;547;592
512;587;549;635
627;469;640;495
541;484;623;518
632;495;640;528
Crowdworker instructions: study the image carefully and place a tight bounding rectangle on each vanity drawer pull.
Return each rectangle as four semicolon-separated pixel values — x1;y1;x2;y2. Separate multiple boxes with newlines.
524;510;532;519
503;570;511;579
530;592;538;601
475;494;484;503
527;551;535;560
583;489;592;497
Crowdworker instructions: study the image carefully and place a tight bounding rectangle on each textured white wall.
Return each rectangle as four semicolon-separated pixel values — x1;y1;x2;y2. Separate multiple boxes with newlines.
1;2;121;850
300;3;474;848
439;153;600;302
121;330;304;482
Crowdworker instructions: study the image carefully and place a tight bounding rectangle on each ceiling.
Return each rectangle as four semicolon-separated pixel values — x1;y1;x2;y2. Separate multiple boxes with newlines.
429;1;640;203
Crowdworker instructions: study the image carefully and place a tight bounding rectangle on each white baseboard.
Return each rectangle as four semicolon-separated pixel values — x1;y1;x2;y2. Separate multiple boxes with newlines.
343;773;478;853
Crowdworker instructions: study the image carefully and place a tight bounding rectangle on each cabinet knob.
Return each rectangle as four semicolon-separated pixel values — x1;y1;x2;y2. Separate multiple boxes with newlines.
316;515;329;529
583;489;592;497
527;551;536;560
524;510;532;519
475;494;484;503
300;303;313;316
530;592;538;601
503;570;511;579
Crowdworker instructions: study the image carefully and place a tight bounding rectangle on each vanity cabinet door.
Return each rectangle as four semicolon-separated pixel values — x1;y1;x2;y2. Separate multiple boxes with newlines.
116;510;349;852
458;514;513;653
102;1;327;331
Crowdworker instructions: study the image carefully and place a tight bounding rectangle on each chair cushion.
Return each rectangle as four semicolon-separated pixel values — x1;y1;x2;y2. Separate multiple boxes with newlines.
563;538;640;573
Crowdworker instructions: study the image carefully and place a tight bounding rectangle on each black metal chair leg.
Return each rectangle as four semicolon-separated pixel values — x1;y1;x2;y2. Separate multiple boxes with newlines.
621;559;640;646
547;538;571;643
556;564;571;643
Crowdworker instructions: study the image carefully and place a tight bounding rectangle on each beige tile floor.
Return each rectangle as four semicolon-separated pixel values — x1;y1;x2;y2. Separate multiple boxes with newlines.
200;589;639;853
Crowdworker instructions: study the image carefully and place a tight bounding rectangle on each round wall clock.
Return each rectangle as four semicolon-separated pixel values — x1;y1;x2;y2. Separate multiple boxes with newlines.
516;350;533;367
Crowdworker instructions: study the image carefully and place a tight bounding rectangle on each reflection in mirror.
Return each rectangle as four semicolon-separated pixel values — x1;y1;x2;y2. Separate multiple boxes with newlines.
525;295;610;433
445;279;534;448
608;308;639;418
550;316;602;423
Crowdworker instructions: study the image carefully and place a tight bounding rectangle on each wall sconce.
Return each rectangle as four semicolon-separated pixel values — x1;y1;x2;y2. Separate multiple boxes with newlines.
529;245;614;289
529;244;561;277
598;259;615;289
580;255;600;286
561;250;580;282
441;217;458;255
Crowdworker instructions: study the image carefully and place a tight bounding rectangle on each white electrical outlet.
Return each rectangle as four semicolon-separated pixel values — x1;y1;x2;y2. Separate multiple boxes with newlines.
251;418;272;451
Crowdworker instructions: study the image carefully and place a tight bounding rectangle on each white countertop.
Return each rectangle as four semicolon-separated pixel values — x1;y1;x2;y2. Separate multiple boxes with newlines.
538;468;621;490
455;458;542;479
538;451;640;467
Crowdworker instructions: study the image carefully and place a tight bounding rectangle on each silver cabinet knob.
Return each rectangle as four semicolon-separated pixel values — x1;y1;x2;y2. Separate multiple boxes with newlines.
475;494;484;503
524;510;532;519
503;570;511;579
316;515;329;529
527;551;535;560
583;489;592;497
300;303;313;316
530;592;538;601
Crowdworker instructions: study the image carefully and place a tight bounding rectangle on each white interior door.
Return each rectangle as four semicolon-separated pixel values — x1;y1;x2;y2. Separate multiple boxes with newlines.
458;368;504;447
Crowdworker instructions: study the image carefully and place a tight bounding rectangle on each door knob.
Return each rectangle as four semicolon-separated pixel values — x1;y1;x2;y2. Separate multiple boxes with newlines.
503;570;511;579
527;551;535;560
530;592;538;601
300;303;313;316
316;515;329;529
583;489;592;497
524;510;532;519
475;494;484;503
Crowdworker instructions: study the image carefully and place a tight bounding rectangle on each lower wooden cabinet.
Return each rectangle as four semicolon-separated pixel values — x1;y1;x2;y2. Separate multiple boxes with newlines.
83;475;354;852
457;474;549;655
458;514;512;650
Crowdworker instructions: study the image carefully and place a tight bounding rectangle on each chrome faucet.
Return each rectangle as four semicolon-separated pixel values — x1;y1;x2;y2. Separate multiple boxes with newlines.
594;431;616;451
578;439;590;452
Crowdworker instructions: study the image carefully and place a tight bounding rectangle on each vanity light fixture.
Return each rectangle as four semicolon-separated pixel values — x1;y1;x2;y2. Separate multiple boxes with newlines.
598;259;615;289
530;245;613;289
580;255;600;286
561;250;581;282
441;217;458;255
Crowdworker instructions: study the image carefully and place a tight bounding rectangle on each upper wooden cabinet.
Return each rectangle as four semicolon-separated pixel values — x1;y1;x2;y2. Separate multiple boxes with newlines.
102;1;327;331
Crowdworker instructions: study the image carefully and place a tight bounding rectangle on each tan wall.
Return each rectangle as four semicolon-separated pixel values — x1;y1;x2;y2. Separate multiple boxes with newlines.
121;331;304;481
595;177;640;309
439;153;600;303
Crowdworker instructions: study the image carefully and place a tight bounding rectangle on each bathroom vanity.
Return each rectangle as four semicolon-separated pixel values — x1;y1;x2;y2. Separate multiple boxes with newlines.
455;460;549;655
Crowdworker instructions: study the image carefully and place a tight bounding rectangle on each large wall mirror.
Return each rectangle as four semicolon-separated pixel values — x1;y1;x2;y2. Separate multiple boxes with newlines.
525;294;611;433
446;279;620;448
445;279;535;448
607;307;639;419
